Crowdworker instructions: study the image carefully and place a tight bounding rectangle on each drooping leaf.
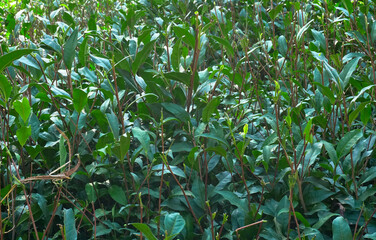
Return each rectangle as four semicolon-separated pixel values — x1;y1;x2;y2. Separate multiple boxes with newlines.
348;102;369;125
0;49;36;72
132;223;157;240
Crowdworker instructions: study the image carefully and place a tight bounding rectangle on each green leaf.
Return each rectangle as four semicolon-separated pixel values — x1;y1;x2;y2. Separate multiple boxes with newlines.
173;26;195;48
297;19;314;43
132;127;150;154
202;98;220;123
341;0;353;15
198;133;230;149
78;36;89;66
0;74;12;102
16;126;31;146
108;185;127;205
322;141;338;165
132;40;155;74
336;129;363;159
88;14;96;31
313;82;335;104
332;216;352;240
13;97;31;123
132;223;157;240
164;212;185;238
85;183;97;202
106;110;119;140
211;35;234;57
303;118;313;143
63;11;75;27
161;102;190;123
371;21;376;43
269;5;283;20
64;208;77;240
278;35;287;56
339;57;360;88
311;29;326;52
359;166;376;184
63;28;79;69
171;38;182;72
348;102;369;125
59;134;67;173
361;103;371;125
217;191;248;211
72;89;88;112
0;49;36;72
112;134;130;162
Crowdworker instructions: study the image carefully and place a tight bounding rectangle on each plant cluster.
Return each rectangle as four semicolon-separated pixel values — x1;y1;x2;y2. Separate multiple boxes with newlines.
0;0;376;239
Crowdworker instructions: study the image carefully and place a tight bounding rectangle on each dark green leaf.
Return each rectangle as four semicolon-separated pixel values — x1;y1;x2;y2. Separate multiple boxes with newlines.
336;129;362;158
164;212;185;237
106;110;119;140
332;216;352;240
78;36;89;66
161;102;190;123
64;208;77;240
0;74;12;102
132;223;157;240
348;102;369;125
63;28;79;69
132;41;155;74
59;134;67;172
202;98;220;123
171;38;182;71
85;183;97;202
211;35;234;57
0;49;36;72
108;185;127;205
132;127;150;154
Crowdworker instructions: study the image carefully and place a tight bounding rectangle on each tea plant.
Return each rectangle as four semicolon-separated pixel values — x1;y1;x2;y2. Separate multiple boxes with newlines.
0;0;376;239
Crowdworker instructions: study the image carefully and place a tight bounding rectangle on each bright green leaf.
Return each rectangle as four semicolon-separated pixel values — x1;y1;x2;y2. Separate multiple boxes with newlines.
16;126;31;146
14;97;31;123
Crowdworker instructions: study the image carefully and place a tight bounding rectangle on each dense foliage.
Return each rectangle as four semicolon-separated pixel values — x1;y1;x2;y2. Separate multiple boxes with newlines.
1;0;376;239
